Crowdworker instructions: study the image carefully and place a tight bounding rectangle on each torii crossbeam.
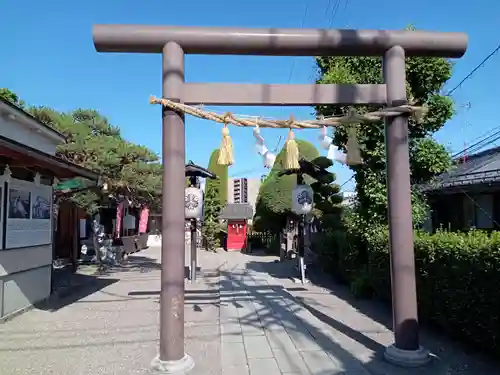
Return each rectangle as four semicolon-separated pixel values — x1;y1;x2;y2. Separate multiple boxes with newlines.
92;25;467;373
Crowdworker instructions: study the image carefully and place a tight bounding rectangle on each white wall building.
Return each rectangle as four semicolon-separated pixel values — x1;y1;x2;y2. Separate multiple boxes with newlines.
0;98;99;320
227;178;261;220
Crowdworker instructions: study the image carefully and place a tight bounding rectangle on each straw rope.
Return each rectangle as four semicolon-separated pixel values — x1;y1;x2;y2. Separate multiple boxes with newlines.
149;95;427;128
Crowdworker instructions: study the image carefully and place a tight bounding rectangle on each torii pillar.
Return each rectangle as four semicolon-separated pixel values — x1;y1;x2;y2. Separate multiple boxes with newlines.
92;25;467;373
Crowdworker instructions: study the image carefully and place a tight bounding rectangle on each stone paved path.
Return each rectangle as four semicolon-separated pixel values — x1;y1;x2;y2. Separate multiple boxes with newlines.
0;246;498;375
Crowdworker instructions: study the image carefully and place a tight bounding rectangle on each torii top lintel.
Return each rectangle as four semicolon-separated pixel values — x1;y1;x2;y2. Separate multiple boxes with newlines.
92;25;468;58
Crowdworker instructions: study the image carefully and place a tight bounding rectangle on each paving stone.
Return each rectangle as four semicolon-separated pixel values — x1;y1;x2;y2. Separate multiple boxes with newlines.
326;348;371;372
260;319;286;332
272;348;310;374
221;364;250;375
221;342;247;365
220;304;239;320
247;358;281;375
243;335;274;359
300;350;342;374
266;330;297;351
287;330;324;352
240;320;266;336
221;322;243;342
2;247;499;375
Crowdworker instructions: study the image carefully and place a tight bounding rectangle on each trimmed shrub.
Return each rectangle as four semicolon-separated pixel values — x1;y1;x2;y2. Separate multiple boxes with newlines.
312;228;500;354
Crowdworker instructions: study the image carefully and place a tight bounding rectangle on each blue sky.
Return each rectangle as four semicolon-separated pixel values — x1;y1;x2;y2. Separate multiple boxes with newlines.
1;0;498;191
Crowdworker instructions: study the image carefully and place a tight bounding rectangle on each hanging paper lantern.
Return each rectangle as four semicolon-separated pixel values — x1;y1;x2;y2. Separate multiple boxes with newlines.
185;187;204;219
292;185;314;215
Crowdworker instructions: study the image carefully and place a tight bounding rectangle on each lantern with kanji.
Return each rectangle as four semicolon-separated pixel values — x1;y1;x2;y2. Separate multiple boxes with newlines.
185;187;204;219
291;184;314;215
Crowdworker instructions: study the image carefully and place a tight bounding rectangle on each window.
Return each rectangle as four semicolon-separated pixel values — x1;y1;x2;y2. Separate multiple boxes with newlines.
475;194;493;229
463;194;494;230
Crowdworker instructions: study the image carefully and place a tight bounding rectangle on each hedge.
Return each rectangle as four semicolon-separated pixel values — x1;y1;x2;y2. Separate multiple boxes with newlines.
312;228;500;354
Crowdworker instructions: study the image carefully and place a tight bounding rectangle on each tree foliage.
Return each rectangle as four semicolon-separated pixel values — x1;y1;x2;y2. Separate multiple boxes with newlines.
205;149;228;205
202;180;223;251
309;157;343;230
1;88;162;213
203;150;223;250
315;27;453;229
254;140;319;232
0;88;25;108
201;149;228;250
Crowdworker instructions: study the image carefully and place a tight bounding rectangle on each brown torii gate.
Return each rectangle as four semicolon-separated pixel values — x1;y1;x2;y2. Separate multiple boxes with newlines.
92;25;467;373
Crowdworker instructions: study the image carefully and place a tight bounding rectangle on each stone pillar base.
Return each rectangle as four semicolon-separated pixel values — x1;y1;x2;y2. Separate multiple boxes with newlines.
384;345;431;367
151;353;195;374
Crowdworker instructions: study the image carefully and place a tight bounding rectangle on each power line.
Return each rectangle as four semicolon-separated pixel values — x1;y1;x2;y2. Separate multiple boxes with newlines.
452;126;500;158
326;0;343;28
339;175;354;189
285;2;311;85
446;42;500;96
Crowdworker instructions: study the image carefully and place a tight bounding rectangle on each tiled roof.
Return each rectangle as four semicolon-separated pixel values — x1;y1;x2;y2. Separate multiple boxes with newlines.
219;203;254;220
185;160;216;179
423;146;500;191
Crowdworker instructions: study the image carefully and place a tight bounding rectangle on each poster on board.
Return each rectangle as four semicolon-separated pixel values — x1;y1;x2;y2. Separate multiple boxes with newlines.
6;180;52;249
9;189;31;219
32;194;51;219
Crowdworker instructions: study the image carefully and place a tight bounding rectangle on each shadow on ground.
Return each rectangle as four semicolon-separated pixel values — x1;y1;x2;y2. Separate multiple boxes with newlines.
96;255;162;275
214;269;447;375
243;257;500;375
37;274;119;312
42;251;160;311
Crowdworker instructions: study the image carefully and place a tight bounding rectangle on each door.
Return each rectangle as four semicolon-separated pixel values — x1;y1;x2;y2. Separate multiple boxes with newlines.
227;220;246;251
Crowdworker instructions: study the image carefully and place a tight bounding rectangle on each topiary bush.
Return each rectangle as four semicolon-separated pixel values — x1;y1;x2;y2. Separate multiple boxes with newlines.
311;227;500;355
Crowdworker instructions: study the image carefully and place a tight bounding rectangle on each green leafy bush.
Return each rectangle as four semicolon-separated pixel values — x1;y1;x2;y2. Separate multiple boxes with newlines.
312;227;500;354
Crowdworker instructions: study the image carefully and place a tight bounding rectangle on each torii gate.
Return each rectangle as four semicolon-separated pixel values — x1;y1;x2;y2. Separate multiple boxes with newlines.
92;25;467;373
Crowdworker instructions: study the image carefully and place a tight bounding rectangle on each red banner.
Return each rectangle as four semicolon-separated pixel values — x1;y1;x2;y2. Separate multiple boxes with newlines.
139;207;149;233
115;202;124;238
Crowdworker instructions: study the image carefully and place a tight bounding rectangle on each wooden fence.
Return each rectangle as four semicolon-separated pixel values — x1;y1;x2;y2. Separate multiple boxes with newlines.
247;232;275;251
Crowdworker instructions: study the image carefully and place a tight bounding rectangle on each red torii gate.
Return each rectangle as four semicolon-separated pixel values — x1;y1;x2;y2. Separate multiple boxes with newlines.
92;25;467;373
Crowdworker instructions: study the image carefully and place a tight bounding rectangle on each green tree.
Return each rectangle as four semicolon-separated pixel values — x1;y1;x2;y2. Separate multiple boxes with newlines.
206;149;228;205
315;26;453;229
309;157;343;230
202;177;223;251
2;89;162;214
0;88;25;108
29;106;162;213
254;140;319;232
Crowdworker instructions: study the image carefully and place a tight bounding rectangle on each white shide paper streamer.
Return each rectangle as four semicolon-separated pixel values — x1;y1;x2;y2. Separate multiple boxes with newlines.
319;126;347;164
253;126;276;168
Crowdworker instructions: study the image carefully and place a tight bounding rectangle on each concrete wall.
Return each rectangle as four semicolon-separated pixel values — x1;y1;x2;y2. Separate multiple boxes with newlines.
0;104;62;320
0;176;54;319
0;246;52;317
0;174;54;320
